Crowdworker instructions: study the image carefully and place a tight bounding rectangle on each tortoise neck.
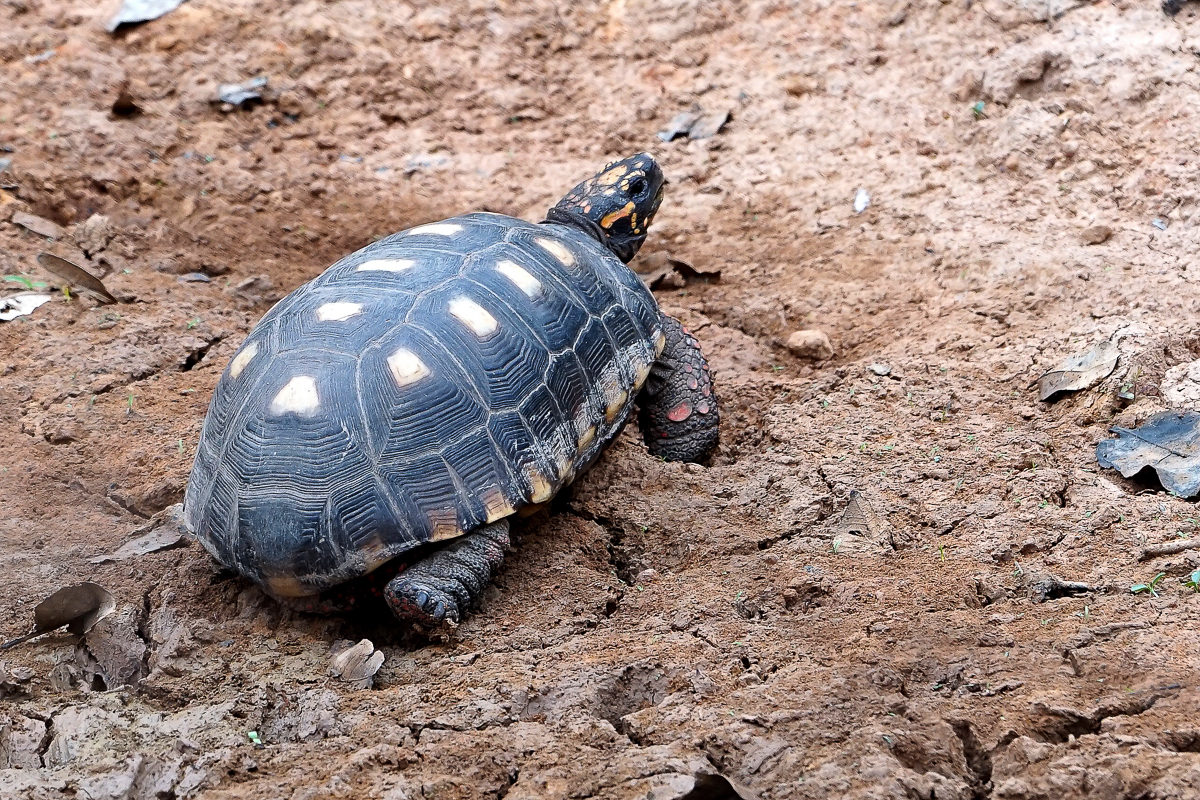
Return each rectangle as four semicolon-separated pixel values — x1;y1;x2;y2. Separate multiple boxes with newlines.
540;207;616;257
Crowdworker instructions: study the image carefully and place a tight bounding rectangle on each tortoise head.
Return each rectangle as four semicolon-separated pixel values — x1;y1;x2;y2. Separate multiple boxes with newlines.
546;153;665;263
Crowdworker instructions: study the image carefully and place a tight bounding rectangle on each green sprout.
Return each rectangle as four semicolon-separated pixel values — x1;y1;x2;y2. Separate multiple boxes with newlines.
971;101;986;119
4;275;48;290
1130;573;1166;597
1182;571;1200;593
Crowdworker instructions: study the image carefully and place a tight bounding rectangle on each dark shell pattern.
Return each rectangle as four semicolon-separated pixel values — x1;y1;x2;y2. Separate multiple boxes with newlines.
185;213;665;597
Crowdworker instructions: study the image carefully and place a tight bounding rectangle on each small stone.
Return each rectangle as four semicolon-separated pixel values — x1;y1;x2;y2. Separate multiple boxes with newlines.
781;73;823;97
786;330;835;360
948;69;982;103
47;424;79;444
74;214;115;257
635;568;660;584
853;188;870;214
1080;225;1112;245
869;363;892;376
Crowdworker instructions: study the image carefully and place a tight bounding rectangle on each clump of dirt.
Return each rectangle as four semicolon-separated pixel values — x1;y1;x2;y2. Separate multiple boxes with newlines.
4;1;1200;798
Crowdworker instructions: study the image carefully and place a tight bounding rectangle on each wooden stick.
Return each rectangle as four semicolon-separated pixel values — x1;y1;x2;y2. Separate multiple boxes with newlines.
1138;539;1200;561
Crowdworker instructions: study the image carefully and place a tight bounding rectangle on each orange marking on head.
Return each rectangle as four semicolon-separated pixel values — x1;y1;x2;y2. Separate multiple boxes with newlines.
601;201;635;230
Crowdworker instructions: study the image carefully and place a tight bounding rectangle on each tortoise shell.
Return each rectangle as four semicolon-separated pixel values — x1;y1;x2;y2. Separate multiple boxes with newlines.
185;212;666;597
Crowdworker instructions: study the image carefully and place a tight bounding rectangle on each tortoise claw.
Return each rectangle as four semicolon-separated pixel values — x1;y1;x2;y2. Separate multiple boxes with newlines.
385;580;459;626
383;521;509;627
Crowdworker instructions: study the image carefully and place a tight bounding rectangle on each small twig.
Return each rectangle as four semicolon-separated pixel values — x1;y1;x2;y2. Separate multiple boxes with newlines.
1138;539;1200;561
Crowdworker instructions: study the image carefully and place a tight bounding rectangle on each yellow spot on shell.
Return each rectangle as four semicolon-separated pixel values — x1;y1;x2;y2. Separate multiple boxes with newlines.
496;260;542;298
654;329;667;356
535;237;576;267
357;259;415;273
481;488;515;523
265;574;308;598
316;301;363;321
525;466;554;504
360;535;395;569
634;360;652;390
427;509;461;542
449;296;499;337
605;390;629;423
269;376;320;416
387;348;430;387
407;223;463;237
578;424;596;450
229;341;258;379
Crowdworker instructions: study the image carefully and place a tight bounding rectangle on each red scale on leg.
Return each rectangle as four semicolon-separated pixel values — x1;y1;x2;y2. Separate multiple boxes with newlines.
667;402;692;422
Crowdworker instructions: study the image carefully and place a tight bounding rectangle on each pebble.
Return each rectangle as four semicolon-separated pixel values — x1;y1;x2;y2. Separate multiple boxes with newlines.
786;330;835;360
1080;225;1112;245
635;568;660;584
853;188;870;214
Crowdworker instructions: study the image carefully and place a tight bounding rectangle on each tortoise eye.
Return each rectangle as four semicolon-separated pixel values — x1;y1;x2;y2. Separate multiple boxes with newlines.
628;177;647;197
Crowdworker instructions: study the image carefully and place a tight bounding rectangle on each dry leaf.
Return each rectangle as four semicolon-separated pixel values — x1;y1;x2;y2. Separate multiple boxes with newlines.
107;0;188;32
1037;339;1119;402
330;639;384;689
12;212;64;240
657;108;731;141
2;583;116;650
1096;410;1200;498
89;526;188;564
636;251;721;290
36;252;117;304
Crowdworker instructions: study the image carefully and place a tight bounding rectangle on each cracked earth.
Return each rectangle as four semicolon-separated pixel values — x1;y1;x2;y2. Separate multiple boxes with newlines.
5;0;1200;797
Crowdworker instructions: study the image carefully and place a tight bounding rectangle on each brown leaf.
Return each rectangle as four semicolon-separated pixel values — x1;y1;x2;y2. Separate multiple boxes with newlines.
2;583;116;649
36;252;117;304
12;212;65;240
1037;339;1119;402
89;526;188;564
330;639;385;689
636;251;721;290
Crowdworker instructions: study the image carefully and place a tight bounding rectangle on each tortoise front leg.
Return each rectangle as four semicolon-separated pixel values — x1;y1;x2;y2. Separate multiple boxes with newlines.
385;520;510;626
637;314;720;463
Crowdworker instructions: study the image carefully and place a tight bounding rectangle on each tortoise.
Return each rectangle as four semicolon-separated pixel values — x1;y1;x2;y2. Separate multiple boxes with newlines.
184;153;719;626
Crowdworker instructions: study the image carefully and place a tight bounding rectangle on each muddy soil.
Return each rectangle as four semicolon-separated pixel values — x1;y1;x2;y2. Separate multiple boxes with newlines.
5;0;1200;797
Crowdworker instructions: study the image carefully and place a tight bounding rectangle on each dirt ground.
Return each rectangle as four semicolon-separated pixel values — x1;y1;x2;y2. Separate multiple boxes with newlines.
5;0;1200;797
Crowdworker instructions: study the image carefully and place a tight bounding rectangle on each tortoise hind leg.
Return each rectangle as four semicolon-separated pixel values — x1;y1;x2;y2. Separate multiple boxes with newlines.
385;520;510;626
637;314;720;463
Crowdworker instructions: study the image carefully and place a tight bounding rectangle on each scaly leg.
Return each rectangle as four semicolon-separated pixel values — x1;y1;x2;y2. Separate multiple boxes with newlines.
637;314;720;463
384;521;510;625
